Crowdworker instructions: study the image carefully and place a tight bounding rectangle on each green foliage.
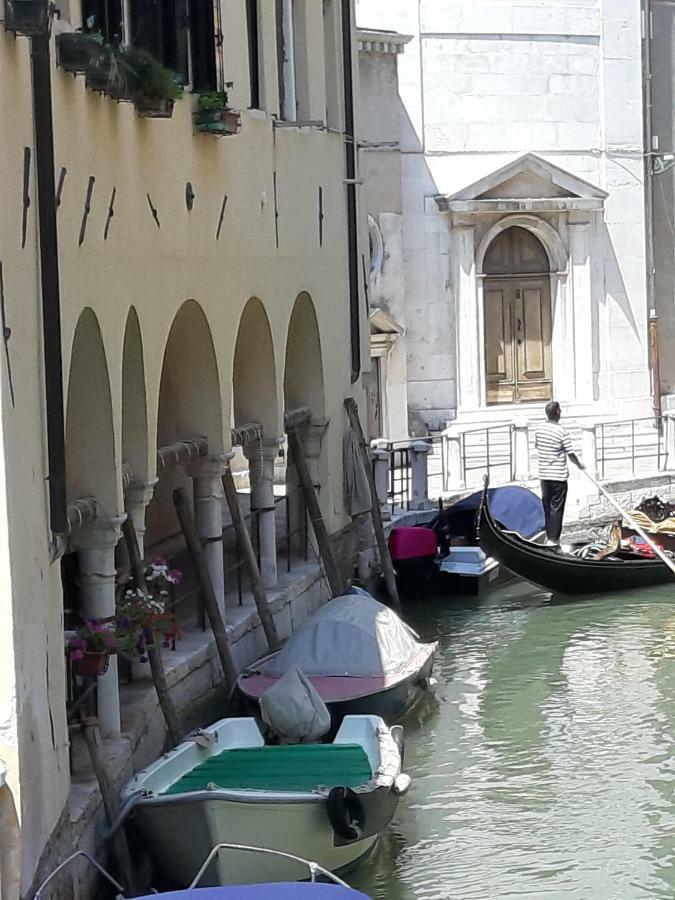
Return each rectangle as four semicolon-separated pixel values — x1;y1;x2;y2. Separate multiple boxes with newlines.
198;90;229;111
120;47;183;102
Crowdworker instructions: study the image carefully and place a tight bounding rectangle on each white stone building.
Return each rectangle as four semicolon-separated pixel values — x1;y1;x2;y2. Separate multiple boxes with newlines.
357;0;653;439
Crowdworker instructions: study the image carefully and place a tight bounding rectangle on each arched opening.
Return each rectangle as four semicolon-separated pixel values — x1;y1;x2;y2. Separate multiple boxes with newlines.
145;301;223;549
122;308;149;483
284;292;325;417
233;298;279;436
482;226;553;404
65;308;117;511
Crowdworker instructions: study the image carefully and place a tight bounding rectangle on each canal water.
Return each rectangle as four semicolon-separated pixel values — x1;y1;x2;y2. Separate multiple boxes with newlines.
350;580;675;900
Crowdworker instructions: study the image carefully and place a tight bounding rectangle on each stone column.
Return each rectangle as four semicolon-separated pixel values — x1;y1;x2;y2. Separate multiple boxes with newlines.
125;479;158;558
371;446;391;518
581;424;598;479
513;424;530;482
188;456;227;618
409;440;431;510
444;434;465;490
72;516;125;737
665;413;675;471
244;438;282;589
303;418;329;488
569;220;595;404
452;221;480;412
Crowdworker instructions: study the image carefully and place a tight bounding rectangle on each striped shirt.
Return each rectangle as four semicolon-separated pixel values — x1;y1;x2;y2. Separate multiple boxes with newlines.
534;421;573;481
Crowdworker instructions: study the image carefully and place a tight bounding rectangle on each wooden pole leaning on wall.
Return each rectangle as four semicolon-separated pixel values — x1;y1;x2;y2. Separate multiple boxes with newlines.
121;518;183;749
344;397;401;612
285;412;344;598
173;487;238;694
221;464;280;651
81;717;137;895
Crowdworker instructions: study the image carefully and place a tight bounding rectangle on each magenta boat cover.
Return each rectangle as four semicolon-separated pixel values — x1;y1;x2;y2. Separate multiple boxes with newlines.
388;526;438;561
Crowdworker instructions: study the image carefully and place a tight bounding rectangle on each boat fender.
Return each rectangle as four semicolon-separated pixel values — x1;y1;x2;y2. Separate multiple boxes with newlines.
392;773;412;796
326;786;365;842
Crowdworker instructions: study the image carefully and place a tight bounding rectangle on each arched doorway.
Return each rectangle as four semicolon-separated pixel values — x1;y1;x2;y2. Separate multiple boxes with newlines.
483;226;553;404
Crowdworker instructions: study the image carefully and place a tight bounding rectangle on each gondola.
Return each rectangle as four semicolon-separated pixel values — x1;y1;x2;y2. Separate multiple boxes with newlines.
477;482;675;594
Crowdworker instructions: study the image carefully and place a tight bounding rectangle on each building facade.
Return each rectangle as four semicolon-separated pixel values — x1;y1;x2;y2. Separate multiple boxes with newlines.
356;0;653;436
0;1;366;894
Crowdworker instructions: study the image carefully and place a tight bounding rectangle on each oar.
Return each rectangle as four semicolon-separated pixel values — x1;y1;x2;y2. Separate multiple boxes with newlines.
579;467;675;578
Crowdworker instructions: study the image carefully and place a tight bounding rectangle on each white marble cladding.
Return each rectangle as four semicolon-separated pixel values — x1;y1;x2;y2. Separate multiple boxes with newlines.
356;0;651;433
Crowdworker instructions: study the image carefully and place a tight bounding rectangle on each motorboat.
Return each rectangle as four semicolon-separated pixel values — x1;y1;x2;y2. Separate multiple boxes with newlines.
388;486;545;596
478;482;675;594
236;591;437;729
34;845;372;898
121;715;409;887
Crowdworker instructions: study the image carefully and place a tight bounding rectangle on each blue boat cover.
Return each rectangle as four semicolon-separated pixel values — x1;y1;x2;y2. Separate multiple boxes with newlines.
433;486;544;541
136;886;371;899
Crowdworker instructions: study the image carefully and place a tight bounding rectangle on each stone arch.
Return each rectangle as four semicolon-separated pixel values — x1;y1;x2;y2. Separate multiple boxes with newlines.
156;300;223;451
122;307;149;482
476;214;568;275
233;298;279;437
65;308;118;512
284;292;325;418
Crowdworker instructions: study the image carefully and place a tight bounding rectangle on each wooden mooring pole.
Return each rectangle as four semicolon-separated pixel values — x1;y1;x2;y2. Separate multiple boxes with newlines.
121;518;183;748
221;465;280;650
344;398;401;612
173;487;238;693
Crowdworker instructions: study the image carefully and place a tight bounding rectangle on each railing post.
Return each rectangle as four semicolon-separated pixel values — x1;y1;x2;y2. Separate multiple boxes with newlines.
409;440;432;510
513;424;530;482
444;433;465;490
371;445;391;520
665;413;675;471
581;424;598;479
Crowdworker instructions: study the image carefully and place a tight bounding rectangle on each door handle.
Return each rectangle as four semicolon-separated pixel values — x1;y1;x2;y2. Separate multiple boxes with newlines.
516;317;523;345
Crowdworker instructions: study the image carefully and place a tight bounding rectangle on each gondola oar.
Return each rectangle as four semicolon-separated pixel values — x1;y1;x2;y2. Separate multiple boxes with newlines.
580;467;675;579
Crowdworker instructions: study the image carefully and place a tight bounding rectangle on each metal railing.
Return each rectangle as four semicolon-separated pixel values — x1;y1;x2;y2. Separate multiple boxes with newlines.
456;423;515;488
596;415;666;480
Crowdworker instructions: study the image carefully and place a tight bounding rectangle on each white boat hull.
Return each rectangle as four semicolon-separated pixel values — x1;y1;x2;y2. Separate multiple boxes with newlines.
133;795;379;886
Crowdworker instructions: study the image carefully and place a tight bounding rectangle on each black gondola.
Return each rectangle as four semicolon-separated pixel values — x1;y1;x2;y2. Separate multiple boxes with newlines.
478;482;675;594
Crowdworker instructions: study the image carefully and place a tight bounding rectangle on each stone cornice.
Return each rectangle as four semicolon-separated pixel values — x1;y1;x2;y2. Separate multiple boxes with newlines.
357;29;413;55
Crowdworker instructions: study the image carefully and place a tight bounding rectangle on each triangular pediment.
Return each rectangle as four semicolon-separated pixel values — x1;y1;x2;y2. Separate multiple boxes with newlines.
370;307;404;335
448;154;607;202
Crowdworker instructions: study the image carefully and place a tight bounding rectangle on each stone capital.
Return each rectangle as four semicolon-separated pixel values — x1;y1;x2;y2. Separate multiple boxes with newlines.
242;436;283;464
70;514;126;554
304;417;330;460
186;454;230;481
410;440;431;454
126;478;159;510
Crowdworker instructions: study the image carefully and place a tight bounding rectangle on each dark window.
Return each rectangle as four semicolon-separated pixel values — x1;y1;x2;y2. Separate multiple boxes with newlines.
246;0;261;108
189;0;217;91
129;0;190;83
82;0;123;44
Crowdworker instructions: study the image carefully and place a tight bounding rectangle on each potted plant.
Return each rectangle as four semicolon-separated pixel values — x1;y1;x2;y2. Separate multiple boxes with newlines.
85;45;131;100
116;558;181;663
57;29;104;75
3;0;49;35
194;90;241;136
67;619;118;677
120;47;183;118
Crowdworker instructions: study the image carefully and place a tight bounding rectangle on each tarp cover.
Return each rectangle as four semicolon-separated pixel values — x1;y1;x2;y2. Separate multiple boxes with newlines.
432;486;544;542
343;429;371;517
259;666;331;743
266;593;425;678
136;885;370;898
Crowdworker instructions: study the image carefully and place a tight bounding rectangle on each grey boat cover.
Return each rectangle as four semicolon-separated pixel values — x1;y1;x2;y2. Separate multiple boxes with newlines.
260;666;331;743
266;592;426;678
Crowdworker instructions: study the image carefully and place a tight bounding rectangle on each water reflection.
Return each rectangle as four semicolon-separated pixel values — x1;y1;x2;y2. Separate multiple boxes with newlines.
350;583;675;899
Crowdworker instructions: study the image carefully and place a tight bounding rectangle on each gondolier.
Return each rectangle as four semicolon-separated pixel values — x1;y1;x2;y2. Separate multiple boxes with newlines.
534;401;584;546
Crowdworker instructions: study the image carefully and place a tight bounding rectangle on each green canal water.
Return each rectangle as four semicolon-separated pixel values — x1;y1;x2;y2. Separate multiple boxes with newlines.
350;580;675;900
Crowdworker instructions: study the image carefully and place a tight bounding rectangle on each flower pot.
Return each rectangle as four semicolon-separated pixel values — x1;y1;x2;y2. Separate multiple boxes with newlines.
71;650;110;677
135;96;175;119
57;32;103;74
3;0;49;34
195;107;241;136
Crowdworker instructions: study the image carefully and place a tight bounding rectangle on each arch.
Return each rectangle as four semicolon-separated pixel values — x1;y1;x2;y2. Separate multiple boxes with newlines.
122;308;149;482
65;308;117;511
368;214;384;275
156;300;223;451
476;214;568;275
284;292;325;418
232;298;279;437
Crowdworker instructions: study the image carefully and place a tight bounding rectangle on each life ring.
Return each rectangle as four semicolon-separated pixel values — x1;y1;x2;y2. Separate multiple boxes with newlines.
326;786;365;841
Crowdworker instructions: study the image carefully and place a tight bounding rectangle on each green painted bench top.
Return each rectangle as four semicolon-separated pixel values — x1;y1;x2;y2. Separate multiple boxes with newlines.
164;744;373;795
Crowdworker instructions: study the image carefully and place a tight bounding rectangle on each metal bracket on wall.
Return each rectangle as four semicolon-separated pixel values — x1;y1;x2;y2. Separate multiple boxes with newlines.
185;181;195;212
78;176;95;246
318;186;324;247
103;187;116;240
215;193;228;240
55;166;67;208
273;171;279;249
146;193;160;229
0;263;15;408
21;147;31;249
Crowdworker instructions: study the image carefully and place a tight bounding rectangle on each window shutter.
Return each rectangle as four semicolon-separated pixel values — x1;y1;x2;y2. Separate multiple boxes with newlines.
189;0;217;92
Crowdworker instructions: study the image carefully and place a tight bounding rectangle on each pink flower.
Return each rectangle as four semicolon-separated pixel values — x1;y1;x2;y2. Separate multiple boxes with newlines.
169;569;182;584
70;649;84;662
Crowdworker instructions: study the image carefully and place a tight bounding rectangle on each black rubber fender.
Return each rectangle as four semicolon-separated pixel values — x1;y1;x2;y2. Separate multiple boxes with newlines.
326;786;365;841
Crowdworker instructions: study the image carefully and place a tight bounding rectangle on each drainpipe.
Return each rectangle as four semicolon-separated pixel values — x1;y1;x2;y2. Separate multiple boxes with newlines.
341;0;361;383
642;0;660;419
30;31;68;536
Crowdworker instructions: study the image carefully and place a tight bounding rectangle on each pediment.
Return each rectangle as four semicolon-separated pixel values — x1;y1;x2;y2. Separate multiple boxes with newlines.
436;154;607;215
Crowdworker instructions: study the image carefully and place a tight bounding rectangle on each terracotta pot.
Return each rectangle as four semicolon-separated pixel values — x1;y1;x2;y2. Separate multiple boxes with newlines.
71;650;110;677
195;107;241;135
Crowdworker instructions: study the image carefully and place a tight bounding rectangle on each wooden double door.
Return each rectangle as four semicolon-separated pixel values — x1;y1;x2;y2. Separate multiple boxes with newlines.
484;277;552;404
